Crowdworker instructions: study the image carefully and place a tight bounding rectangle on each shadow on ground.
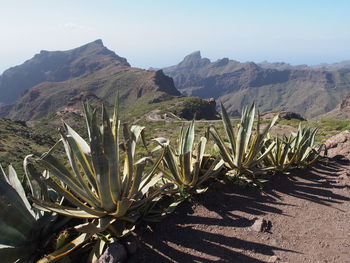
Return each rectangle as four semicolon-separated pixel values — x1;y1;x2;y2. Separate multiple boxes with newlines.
132;160;350;263
267;160;350;208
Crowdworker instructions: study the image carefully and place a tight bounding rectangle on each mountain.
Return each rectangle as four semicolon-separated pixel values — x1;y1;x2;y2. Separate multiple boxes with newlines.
0;40;217;121
0;39;129;104
163;51;350;118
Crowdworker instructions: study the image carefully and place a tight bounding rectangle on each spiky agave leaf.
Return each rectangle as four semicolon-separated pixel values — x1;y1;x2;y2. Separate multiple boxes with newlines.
30;103;172;236
210;103;278;182
262;124;323;173
37;233;92;263
155;120;224;195
0;165;38;263
0;164;76;263
287;125;323;168
264;137;292;172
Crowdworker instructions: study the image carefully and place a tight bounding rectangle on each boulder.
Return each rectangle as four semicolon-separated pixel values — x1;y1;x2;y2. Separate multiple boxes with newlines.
323;130;350;160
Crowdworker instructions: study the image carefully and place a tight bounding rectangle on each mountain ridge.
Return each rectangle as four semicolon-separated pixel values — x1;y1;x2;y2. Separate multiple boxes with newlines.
0;39;130;104
163;51;350;118
0;41;220;121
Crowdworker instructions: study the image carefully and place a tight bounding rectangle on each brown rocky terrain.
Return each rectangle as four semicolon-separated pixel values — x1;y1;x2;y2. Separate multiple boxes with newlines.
321;95;350;120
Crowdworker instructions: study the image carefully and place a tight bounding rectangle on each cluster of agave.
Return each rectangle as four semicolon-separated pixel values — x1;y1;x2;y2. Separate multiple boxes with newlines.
209;103;324;185
0;101;323;262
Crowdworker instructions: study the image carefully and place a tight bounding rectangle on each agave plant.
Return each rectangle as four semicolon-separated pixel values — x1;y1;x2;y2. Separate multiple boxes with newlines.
264;124;323;173
209;103;278;183
264;136;293;173
287;124;323;168
29;103;172;237
154;120;223;197
0;163;79;263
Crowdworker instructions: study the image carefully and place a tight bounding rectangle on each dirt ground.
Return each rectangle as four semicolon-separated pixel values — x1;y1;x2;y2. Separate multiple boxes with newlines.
131;159;350;263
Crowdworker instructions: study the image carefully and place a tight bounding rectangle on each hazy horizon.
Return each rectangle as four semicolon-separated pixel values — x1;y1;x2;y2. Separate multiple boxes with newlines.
1;0;350;74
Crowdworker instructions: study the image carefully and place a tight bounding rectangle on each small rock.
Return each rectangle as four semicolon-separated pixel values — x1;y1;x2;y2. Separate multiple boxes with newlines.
98;242;127;263
251;217;272;232
268;255;279;262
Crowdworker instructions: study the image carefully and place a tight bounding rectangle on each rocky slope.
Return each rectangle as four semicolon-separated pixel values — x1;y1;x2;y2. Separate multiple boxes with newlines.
0;118;55;173
0;41;217;121
320;94;350;120
163;51;350;118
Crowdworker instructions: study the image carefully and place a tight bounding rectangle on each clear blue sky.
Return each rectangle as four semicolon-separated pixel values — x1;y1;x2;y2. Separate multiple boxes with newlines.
1;0;350;73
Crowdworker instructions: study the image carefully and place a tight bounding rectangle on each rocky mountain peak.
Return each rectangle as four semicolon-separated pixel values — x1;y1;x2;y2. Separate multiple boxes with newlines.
92;39;104;45
0;40;130;104
177;51;210;70
184;50;202;61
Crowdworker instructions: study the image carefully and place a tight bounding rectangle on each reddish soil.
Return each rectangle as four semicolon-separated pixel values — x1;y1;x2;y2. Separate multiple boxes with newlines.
131;159;350;263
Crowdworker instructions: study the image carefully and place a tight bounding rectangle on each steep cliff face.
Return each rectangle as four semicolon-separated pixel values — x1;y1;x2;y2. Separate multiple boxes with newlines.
163;52;350;118
0;39;130;104
0;67;182;120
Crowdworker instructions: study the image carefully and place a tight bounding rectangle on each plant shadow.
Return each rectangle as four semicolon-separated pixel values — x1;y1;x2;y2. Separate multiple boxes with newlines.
133;159;349;263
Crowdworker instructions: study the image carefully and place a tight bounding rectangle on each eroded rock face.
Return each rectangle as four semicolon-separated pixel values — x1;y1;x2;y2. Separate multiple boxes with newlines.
323;130;350;160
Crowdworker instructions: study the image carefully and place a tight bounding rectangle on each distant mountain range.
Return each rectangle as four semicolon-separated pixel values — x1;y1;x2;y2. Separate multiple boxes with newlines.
2;42;350;122
0;40;217;121
163;51;350;118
